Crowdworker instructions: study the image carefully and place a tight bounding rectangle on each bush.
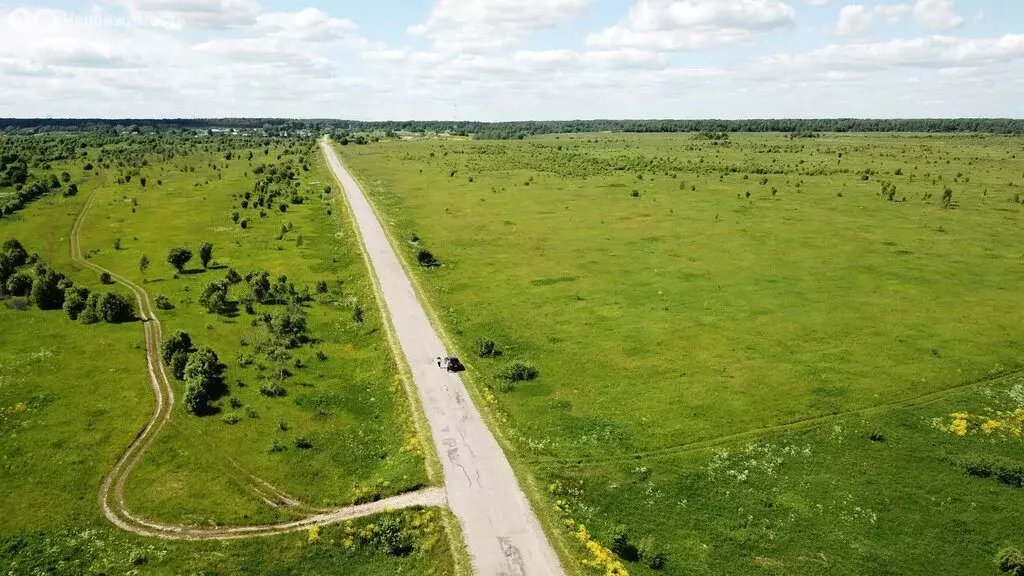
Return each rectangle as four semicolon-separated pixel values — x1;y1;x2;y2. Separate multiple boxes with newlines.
79;304;100;325
199;242;214;269
155;295;173;310
222;414;240;425
169;350;190;380
225;268;242;284
229;397;243;409
416;249;438;268
6;271;33;297
960;455;1024;488
377;515;416;557
269;439;286;453
199;281;230;314
997;547;1024;575
260;382;287;397
99;271;112;284
3;239;28;268
32;269;66;310
63;287;90;320
477;338;498;358
99;292;134;323
608;524;635;559
499;360;538;382
183;382;209;415
295;436;312;449
162;330;192;365
637;536;667;569
167;247;192;273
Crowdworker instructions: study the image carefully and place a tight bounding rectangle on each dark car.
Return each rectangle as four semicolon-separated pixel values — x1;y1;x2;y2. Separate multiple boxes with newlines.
440;356;465;372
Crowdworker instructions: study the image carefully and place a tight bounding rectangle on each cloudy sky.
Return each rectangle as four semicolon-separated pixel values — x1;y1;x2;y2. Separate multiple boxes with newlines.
0;0;1021;120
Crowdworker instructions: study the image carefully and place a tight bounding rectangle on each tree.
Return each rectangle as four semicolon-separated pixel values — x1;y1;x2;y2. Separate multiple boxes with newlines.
199;242;214;269
183;346;220;414
183;381;209;415
169;350;189;380
32;269;66;310
942;187;955;209
99;271;113;284
246;270;271;303
99;292;134;323
0;252;15;287
225;268;242;284
3;239;28;268
139;255;150;281
167;248;192;273
63;287;90;320
199;281;229;314
6;271;33;296
162;330;193;366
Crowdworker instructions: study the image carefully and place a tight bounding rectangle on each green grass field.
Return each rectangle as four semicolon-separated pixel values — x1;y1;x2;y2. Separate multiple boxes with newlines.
338;133;1024;575
0;135;456;573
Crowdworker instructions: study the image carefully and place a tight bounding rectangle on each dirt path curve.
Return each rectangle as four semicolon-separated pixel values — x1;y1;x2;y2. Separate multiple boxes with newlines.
322;140;565;576
72;181;446;541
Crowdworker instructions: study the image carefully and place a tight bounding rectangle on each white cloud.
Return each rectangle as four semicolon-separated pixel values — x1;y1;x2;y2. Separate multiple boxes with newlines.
913;0;963;30
408;0;588;52
106;0;262;29
586;0;796;52
760;34;1024;73
835;4;911;36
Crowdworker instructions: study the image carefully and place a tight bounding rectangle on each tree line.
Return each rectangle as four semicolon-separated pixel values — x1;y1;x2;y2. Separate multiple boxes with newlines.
2;118;1023;137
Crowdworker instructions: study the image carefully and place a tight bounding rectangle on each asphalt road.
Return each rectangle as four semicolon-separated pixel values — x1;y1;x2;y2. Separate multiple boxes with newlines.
322;139;565;576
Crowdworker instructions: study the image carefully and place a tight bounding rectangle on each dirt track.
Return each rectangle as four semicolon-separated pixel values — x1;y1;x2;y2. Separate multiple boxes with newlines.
322;139;565;575
72;180;446;541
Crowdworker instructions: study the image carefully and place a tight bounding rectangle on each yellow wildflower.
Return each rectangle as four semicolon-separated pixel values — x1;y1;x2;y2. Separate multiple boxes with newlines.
949;418;969;436
981;420;1002;434
307;524;321;543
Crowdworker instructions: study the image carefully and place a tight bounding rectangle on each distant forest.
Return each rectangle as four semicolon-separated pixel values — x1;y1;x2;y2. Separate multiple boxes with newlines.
2;118;1023;138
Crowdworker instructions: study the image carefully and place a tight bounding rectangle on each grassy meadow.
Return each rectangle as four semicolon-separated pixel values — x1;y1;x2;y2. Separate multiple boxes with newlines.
0;134;455;573
338;132;1024;575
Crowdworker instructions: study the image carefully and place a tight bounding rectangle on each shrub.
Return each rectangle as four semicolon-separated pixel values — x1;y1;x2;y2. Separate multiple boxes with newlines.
222;414;240;425
199;242;214;268
960;455;1024;487
99;271;113;284
6;271;33;297
63;287;90;320
245;405;259;419
499;360;538;382
229;397;243;409
155;295;173;310
269;439;286;453
3;239;28;267
416;249;438;268
225;268;242;284
79;303;100;325
167;247;192;273
609;524;635;559
32;269;66;310
99;292;134;323
199;281;229;314
295;436;312;449
377;515;416;557
637;536;667;569
997;547;1024;575
183;381;209;415
352;303;364;325
162;330;193;367
477;338;498;358
260;382;287;397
